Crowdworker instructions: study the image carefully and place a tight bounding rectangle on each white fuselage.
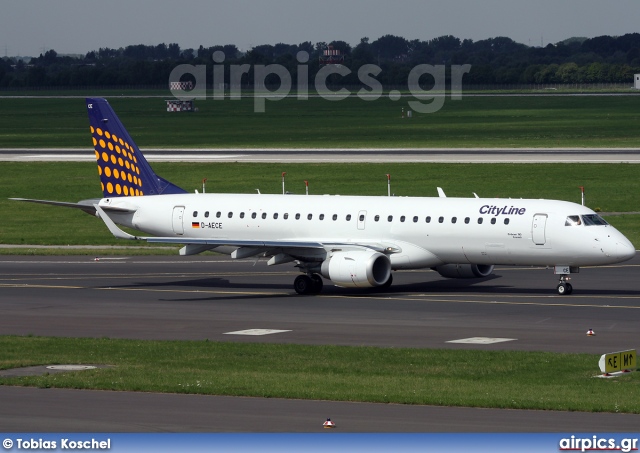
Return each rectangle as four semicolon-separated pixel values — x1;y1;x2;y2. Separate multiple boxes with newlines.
99;193;635;269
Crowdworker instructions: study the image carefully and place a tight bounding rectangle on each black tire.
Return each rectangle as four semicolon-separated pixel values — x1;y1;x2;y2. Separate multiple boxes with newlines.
294;275;313;295
380;273;393;289
565;283;573;295
557;283;567;295
310;274;324;293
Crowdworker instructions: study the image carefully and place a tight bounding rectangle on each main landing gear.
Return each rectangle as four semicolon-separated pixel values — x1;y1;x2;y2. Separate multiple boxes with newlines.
556;275;573;295
294;273;323;295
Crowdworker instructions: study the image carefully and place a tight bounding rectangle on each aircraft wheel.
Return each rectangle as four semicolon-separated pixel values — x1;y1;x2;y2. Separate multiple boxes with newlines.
310;274;324;293
557;283;571;295
294;275;313;295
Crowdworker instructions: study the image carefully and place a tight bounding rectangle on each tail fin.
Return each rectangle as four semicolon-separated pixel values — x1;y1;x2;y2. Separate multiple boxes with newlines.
86;98;187;197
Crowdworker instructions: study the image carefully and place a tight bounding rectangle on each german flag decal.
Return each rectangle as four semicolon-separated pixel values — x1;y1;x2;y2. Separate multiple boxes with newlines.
192;222;200;229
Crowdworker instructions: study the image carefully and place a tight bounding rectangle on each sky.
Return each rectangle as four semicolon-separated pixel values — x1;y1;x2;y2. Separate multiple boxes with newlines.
2;0;640;57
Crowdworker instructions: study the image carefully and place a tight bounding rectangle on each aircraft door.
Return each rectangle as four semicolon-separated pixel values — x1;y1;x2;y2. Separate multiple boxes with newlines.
531;214;547;245
172;206;185;235
357;210;367;230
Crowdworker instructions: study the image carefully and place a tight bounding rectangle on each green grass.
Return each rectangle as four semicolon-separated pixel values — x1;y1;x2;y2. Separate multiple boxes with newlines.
2;95;640;148
1;162;639;248
0;336;637;413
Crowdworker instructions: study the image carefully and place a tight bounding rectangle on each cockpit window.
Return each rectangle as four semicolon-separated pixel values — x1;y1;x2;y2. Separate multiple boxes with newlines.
582;214;608;226
565;215;581;226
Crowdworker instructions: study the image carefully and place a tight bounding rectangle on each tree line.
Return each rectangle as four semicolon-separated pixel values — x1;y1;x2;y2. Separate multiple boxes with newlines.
1;33;640;88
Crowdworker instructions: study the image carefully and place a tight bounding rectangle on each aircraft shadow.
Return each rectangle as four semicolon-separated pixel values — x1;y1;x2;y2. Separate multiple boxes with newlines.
98;273;640;300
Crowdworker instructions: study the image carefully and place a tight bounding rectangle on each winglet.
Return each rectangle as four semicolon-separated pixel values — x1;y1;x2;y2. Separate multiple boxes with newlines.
94;204;141;240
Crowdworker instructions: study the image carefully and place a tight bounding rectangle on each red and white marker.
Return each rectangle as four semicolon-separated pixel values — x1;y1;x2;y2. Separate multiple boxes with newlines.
323;418;336;428
586;329;595;336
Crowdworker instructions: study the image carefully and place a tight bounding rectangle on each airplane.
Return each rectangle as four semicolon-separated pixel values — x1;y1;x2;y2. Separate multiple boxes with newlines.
11;98;636;296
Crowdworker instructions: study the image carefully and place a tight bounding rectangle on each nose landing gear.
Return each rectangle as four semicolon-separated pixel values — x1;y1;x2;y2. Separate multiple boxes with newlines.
556;275;573;295
554;266;579;295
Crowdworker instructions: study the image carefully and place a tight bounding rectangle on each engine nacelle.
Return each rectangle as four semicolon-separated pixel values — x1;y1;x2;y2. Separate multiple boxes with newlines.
321;250;391;288
434;264;495;279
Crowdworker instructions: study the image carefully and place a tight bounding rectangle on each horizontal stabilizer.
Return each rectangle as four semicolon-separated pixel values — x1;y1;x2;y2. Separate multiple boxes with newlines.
10;198;101;215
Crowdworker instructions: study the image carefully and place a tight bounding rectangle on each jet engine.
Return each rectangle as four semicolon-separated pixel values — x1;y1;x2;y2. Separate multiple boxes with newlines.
433;264;495;279
320;250;391;288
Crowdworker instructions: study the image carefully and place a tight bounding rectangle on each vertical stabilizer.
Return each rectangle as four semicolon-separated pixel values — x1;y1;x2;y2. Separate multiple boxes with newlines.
86;98;187;197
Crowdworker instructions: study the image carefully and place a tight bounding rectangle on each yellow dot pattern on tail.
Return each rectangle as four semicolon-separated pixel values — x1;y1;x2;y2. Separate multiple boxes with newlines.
86;98;186;197
91;125;144;197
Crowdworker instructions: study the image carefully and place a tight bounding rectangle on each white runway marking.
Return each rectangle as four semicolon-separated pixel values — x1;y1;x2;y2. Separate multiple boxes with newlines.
224;329;292;336
447;337;517;344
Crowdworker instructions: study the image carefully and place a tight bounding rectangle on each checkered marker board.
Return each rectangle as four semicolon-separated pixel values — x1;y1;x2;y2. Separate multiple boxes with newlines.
169;81;193;90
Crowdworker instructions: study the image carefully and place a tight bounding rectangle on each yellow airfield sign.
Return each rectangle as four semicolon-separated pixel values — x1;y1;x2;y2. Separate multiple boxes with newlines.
598;349;636;374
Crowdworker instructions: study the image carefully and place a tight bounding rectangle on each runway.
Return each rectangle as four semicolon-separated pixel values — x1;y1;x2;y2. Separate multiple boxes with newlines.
1;255;639;431
1;147;639;163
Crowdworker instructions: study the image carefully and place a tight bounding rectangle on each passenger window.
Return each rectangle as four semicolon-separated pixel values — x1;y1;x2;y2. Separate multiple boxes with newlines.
216;211;221;218
308;214;313;220
262;213;267;219
346;214;352;221
504;218;509;225
374;215;380;222
295;213;300;220
464;217;470;224
478;218;483;224
273;213;278;219
491;218;496;224
438;217;444;223
205;212;209;218
425;216;431;223
240;212;245;219
565;215;582;226
193;211;198;217
284;213;289;220
228;212;233;218
452;217;457;224
400;216;405;222
359;214;364;221
413;216;418;223
320;214;325;220
332;214;337;221
388;215;393;222
251;212;257;219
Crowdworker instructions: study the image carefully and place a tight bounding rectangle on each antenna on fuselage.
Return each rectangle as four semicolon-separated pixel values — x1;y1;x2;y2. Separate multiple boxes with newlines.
386;174;391;196
202;178;207;194
304;180;309;195
579;186;585;206
282;172;286;195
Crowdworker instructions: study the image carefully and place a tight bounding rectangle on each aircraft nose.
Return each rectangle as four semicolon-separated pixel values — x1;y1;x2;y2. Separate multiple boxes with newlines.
616;238;636;261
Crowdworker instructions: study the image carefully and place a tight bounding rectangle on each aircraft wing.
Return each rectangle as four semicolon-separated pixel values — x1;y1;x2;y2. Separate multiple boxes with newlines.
94;204;398;259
